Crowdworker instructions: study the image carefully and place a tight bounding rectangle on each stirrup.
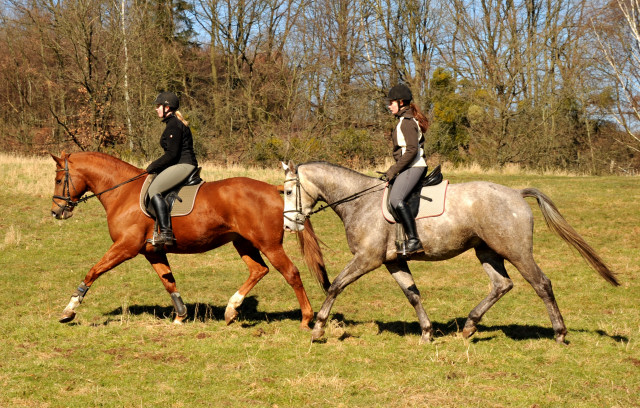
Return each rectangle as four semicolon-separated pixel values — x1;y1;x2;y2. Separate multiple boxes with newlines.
147;230;175;247
397;238;422;256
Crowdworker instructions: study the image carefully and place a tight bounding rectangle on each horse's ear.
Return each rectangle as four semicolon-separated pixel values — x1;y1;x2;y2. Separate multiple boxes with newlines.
283;160;296;174
50;153;64;167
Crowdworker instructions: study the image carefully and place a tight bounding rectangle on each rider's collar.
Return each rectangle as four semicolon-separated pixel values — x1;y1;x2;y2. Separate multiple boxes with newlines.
395;106;412;119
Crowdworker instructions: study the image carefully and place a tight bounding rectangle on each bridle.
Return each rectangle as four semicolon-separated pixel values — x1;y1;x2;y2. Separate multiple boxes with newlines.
52;158;79;214
283;176;307;226
52;157;147;213
283;172;386;227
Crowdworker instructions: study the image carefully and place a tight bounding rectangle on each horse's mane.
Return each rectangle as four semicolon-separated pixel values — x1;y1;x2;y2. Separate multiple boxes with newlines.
298;161;375;180
70;151;142;174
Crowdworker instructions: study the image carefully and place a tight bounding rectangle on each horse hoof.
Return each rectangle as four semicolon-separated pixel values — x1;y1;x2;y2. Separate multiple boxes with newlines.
299;322;311;331
173;314;187;325
555;334;568;345
419;331;433;344
59;309;76;323
462;326;477;339
311;328;325;341
224;307;238;325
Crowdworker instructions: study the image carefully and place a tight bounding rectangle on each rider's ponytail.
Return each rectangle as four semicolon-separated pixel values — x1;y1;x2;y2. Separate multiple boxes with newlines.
410;103;429;133
174;110;189;127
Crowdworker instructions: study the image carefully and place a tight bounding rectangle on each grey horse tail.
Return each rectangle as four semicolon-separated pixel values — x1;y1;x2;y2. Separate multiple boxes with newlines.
521;188;619;286
296;218;332;294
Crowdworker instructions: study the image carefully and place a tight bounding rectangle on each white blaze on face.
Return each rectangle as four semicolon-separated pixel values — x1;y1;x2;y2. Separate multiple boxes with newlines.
282;162;306;232
283;178;304;232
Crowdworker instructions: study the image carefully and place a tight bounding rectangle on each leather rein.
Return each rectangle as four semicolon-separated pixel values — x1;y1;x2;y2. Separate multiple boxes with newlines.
52;157;147;213
283;174;386;226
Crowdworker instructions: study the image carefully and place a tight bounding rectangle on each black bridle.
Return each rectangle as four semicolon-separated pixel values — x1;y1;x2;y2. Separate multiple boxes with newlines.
52;157;147;213
283;173;386;226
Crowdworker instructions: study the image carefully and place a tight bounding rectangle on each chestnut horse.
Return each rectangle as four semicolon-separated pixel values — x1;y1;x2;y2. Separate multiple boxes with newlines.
50;152;329;328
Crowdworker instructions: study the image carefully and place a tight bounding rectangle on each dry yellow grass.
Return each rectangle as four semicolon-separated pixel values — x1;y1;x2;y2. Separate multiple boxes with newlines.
0;150;608;200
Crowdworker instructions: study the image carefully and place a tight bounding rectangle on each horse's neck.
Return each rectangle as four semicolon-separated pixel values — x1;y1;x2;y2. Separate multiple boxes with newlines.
304;163;376;219
81;157;136;192
76;154;140;209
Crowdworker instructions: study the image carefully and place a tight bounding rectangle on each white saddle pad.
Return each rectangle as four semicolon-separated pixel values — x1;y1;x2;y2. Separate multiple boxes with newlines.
139;175;204;217
381;180;448;223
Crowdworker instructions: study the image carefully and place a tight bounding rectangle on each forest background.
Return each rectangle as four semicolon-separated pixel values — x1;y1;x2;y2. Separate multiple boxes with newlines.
1;0;640;174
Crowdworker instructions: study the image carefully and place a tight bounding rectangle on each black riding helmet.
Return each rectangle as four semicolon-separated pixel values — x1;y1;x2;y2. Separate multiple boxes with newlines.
387;84;412;103
154;91;180;110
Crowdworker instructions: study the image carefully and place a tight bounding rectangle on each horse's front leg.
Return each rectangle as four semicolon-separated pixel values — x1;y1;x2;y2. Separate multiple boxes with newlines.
312;255;379;341
385;260;433;343
60;241;141;323
145;252;187;324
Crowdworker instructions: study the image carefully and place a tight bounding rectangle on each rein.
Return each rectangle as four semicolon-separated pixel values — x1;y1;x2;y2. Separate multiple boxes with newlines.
53;157;147;212
284;174;386;225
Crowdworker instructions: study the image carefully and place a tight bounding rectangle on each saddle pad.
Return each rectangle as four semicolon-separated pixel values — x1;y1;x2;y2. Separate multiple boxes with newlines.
381;180;449;223
139;175;204;217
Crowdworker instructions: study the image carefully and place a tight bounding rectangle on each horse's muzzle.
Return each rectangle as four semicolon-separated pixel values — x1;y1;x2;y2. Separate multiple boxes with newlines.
52;208;74;220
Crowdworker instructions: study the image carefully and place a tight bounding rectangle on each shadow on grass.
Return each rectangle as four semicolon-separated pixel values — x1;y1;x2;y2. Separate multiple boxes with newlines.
372;317;629;343
374;317;557;341
106;296;303;326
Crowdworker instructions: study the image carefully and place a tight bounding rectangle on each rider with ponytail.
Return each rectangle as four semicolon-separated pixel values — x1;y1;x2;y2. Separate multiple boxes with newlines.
384;84;429;255
146;91;199;246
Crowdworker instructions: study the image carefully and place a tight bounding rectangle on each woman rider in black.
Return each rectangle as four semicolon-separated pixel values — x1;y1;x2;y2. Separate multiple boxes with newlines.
146;91;198;246
384;84;430;255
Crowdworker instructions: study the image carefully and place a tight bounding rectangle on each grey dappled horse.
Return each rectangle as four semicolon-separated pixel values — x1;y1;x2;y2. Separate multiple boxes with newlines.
282;161;619;344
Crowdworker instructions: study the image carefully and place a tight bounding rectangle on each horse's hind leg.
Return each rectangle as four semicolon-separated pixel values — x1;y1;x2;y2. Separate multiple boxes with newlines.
261;245;314;330
145;252;187;324
385;260;433;343
224;238;271;326
510;255;567;344
462;245;514;339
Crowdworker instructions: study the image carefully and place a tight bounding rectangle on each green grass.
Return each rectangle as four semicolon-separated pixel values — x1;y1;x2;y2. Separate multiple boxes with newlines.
0;154;639;407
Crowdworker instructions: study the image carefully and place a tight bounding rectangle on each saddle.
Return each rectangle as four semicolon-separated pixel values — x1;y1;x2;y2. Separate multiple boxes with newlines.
140;167;204;218
382;165;448;223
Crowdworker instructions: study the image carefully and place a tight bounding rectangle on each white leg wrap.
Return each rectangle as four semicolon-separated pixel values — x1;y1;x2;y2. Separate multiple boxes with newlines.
227;291;245;310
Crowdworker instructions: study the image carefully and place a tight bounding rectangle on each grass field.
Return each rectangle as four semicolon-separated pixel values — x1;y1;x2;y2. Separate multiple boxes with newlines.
0;153;638;407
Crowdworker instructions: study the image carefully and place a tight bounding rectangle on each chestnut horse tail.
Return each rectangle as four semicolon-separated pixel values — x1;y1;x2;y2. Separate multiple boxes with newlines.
297;219;331;294
521;188;619;286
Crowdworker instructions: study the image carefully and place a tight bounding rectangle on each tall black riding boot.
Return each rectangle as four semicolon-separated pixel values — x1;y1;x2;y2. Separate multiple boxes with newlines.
150;193;175;246
395;201;423;255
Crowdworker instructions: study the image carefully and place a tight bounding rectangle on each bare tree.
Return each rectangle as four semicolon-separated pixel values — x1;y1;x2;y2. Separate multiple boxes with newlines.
593;0;640;155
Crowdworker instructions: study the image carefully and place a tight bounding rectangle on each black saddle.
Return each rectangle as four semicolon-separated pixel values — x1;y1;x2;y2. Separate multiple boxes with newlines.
387;165;443;221
145;167;203;216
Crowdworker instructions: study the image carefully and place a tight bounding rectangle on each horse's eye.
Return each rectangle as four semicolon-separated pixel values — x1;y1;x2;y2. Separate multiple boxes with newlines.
56;179;62;185
285;190;292;196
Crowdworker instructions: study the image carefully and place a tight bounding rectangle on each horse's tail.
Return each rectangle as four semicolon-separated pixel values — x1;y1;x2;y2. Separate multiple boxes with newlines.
296;219;331;294
521;188;619;286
